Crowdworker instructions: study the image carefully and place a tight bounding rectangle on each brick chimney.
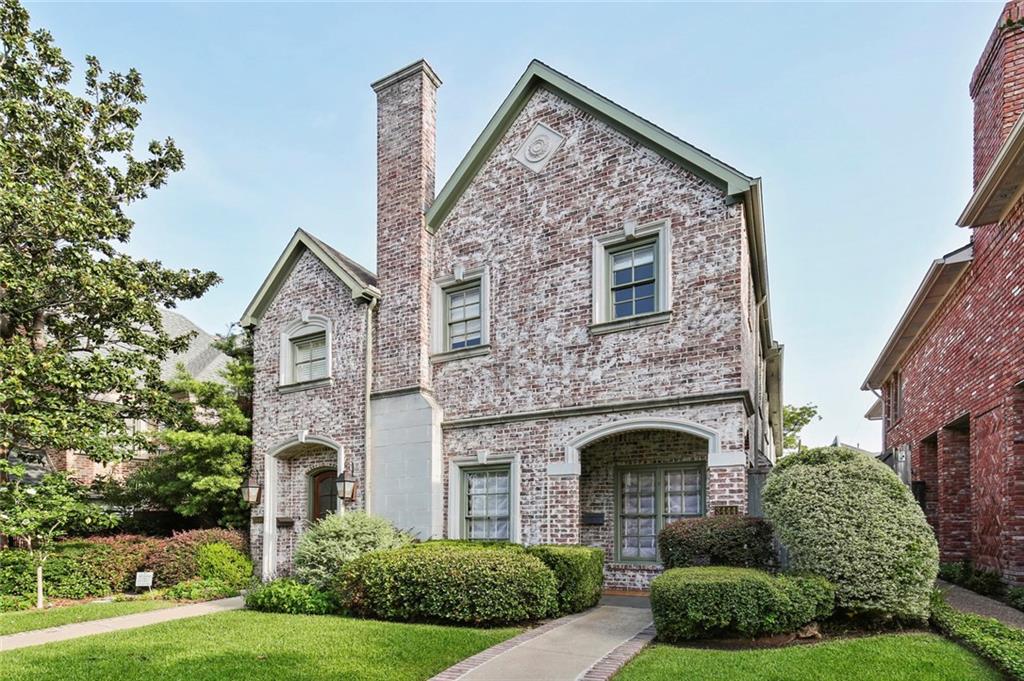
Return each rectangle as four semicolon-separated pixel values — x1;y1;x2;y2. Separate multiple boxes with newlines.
971;1;1024;186
371;60;441;393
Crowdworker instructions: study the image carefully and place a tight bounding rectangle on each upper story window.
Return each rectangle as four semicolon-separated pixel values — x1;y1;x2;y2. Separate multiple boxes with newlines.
446;284;482;351
278;313;332;389
431;266;490;361
591;219;673;335
610;240;658;320
293;332;328;382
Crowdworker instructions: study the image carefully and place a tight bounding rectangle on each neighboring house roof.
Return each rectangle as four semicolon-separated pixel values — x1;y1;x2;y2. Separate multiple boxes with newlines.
240;228;380;327
160;308;231;383
958;109;1024;227
830;436;877;457
861;243;974;390
864;397;883;421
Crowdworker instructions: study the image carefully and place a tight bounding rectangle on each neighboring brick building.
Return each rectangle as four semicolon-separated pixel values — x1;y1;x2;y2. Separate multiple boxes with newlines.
863;2;1024;585
243;60;783;588
34;309;230;486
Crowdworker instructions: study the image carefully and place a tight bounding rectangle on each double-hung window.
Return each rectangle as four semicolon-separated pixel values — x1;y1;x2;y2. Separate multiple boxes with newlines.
446;284;482;351
292;332;328;383
462;465;511;541
609;240;658;320
617;466;702;561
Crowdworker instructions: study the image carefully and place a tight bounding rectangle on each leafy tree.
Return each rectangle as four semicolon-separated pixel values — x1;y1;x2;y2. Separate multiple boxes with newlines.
0;0;219;464
0;458;116;608
782;403;820;452
108;330;254;528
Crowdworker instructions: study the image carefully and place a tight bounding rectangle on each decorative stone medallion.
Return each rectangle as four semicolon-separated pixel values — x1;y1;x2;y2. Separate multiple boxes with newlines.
513;122;565;173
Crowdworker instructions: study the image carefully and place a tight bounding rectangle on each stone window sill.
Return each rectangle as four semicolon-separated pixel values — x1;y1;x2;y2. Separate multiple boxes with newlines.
278;377;333;394
589;310;671;336
430;344;491;364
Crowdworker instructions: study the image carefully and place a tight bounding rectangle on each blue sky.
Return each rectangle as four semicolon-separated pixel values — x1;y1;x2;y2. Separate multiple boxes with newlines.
28;1;1003;451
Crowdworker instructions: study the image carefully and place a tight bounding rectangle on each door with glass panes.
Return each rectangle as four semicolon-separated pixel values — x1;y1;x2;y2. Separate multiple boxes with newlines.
617;466;703;561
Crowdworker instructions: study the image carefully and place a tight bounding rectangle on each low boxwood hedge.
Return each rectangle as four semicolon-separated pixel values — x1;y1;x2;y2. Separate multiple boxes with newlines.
650;566;834;642
163;578;238;602
658;515;774;569
246;578;334;615
526;545;603;615
334;545;558;625
930;590;1024;679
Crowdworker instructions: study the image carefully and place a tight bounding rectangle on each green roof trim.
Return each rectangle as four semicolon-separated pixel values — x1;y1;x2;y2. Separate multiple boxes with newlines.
240;229;379;327
425;60;756;233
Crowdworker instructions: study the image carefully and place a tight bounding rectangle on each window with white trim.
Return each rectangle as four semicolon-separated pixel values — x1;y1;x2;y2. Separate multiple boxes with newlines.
592;220;672;331
462;465;511;541
609;240;658;319
446;284;483;351
617;465;703;562
292;332;328;382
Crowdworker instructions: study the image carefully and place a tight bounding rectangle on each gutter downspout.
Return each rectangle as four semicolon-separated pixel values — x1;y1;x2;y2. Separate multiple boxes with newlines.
363;297;378;514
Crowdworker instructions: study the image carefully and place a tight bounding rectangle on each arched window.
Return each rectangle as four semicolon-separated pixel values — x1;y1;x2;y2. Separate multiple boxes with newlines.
311;469;337;520
279;314;332;388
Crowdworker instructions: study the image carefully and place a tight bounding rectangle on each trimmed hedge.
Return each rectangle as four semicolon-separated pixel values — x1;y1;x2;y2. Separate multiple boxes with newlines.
148;529;247;587
246;578;334;615
930;590;1024;679
197;542;253;589
763;446;938;621
658;515;774;569
526;545;603;615
293;512;410;591
650;567;834;642
335;545;558;625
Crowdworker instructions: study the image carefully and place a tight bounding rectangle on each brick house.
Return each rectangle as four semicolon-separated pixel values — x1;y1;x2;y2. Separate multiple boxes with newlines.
18;309;229;487
862;2;1024;585
242;60;783;588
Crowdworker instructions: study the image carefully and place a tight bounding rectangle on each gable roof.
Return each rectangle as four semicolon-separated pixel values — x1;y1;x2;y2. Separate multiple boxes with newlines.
425;60;757;233
240;229;379;327
861;243;973;390
159;308;231;383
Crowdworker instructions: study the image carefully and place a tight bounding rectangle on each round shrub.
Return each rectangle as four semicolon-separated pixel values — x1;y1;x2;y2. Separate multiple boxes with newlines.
163;578;238;601
81;535;167;592
335;546;558;625
658;515;774;569
0;550;35;598
526;545;604;614
246;578;333;615
197;542;253;589
650;566;834;642
148;529;247;587
293;512;410;590
763;446;938;621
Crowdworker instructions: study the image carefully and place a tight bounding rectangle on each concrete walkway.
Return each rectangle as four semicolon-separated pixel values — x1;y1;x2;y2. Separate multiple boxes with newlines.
937;580;1024;628
434;605;653;681
0;596;244;652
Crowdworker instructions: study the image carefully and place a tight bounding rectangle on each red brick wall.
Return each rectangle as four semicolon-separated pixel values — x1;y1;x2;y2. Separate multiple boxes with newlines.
971;1;1024;185
886;174;1024;581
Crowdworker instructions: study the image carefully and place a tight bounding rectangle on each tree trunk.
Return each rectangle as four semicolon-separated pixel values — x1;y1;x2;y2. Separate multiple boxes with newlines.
36;564;43;609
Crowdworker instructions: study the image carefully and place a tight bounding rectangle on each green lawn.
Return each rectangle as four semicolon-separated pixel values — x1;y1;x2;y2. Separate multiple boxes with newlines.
0;610;521;681
615;633;1000;681
0;600;175;636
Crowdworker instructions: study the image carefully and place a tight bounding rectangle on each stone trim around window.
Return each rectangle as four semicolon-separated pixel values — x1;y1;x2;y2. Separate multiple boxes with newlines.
431;265;491;359
447;453;521;543
591;219;672;332
278;313;333;388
